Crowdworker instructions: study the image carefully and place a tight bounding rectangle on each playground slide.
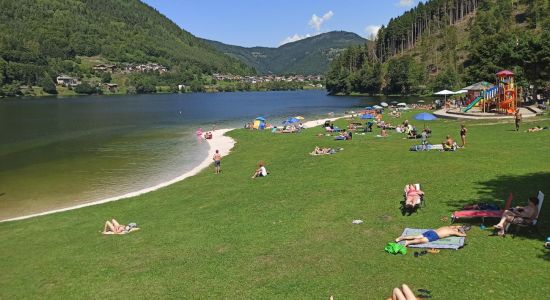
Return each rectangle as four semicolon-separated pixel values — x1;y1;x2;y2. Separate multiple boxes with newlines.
463;96;483;112
499;99;515;114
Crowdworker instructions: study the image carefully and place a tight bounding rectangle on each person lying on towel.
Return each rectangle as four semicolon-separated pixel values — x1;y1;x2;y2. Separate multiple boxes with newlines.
395;226;467;247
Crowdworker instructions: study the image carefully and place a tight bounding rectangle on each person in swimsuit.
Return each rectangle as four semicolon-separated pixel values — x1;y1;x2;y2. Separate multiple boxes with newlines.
404;184;424;208
459;124;467;147
395;226;467;247
103;219;131;234
213;149;221;174
493;197;539;236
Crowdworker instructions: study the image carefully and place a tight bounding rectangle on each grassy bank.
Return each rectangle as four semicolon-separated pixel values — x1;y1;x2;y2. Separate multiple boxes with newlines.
0;111;549;299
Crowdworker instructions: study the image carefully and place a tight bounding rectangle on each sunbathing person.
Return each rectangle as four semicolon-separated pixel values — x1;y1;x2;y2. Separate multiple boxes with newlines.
395;226;467;246
103;219;138;234
404;184;424;208
442;135;454;151
493;197;539;236
311;146;336;155
388;284;416;300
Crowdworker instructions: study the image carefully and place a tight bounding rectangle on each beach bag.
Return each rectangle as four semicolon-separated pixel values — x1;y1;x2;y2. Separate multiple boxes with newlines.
384;242;407;255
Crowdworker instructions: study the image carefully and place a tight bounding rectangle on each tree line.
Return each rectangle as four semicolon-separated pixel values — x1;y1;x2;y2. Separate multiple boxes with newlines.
326;0;550;96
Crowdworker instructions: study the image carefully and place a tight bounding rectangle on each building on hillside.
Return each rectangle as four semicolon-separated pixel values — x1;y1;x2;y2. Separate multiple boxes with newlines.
92;64;117;73
56;75;80;86
104;83;118;92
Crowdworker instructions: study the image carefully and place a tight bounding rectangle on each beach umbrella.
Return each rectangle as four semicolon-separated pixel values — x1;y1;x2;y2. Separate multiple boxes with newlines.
365;106;373;109
417;100;425;103
255;117;266;121
397;102;407;106
390;100;399;105
361;113;375;119
380;102;389;107
294;116;305;120
434;90;456;103
373;105;383;109
414;112;438;128
283;117;299;124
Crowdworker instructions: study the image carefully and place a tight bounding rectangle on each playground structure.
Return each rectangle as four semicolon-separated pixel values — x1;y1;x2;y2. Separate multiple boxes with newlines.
463;70;517;114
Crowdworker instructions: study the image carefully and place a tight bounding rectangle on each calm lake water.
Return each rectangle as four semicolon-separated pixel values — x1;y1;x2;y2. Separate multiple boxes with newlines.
0;90;421;220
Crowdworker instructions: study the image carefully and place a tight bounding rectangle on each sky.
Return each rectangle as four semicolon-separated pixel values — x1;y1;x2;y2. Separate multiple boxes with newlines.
141;0;422;48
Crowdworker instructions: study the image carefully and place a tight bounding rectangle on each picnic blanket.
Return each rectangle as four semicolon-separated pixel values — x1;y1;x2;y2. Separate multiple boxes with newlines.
398;228;465;250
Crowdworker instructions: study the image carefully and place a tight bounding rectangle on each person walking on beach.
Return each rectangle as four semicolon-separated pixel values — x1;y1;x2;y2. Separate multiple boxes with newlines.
515;110;522;131
459;124;467;148
213;150;221;174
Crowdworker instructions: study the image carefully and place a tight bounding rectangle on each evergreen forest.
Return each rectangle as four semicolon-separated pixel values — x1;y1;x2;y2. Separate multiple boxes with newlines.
326;0;550;96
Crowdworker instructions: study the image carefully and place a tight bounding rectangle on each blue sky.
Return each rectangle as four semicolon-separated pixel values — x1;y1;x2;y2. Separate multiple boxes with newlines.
142;0;421;47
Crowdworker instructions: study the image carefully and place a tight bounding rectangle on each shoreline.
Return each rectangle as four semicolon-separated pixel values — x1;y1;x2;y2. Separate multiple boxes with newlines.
0;114;347;223
0;128;237;223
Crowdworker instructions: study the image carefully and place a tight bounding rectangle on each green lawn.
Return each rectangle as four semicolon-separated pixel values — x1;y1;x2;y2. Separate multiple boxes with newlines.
1;110;549;299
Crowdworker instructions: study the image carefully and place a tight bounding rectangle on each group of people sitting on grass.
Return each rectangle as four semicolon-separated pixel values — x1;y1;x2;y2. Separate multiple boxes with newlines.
335;130;352;140
272;123;303;133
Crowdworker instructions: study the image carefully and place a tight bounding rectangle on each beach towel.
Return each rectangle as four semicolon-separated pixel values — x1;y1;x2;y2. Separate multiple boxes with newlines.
409;144;444;151
102;228;140;235
398;228;464;250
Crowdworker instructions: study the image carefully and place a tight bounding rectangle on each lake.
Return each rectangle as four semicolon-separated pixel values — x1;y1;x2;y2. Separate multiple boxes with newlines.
0;90;421;220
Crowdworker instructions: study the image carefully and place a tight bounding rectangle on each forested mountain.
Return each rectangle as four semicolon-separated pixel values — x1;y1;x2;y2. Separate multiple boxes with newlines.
204;31;367;75
0;0;253;96
326;0;550;95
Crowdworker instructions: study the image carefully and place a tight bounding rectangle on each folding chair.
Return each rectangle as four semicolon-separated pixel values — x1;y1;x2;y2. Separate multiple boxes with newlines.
506;191;545;238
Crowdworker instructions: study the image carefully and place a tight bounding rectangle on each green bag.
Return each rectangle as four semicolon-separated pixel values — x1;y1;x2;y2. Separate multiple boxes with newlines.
384;242;407;255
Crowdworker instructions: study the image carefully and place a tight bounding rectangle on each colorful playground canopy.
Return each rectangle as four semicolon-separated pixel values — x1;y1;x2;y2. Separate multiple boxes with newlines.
461;81;494;91
496;70;514;76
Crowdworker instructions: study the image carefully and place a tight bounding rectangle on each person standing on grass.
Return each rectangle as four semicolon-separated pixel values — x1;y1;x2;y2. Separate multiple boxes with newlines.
213;150;221;174
459;124;467;148
515;110;522;131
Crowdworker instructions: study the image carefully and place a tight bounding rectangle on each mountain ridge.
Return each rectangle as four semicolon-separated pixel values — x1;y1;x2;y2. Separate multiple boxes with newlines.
203;31;368;75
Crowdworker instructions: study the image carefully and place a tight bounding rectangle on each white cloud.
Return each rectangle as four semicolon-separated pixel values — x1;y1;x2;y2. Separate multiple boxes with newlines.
365;25;381;40
308;10;334;31
397;0;414;7
280;33;311;46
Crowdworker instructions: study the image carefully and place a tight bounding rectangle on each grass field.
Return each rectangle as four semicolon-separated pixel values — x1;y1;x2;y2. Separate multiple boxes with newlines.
1;110;549;299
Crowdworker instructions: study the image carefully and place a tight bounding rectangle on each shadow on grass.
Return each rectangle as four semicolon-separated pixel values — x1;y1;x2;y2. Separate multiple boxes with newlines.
538;249;550;261
445;172;549;241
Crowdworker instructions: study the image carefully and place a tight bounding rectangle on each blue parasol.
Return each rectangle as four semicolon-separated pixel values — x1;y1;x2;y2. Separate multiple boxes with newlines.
361;113;375;119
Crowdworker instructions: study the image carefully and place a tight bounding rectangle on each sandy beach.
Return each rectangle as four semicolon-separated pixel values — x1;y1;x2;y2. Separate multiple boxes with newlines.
1;114;348;223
